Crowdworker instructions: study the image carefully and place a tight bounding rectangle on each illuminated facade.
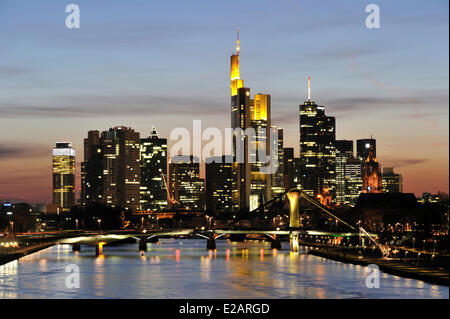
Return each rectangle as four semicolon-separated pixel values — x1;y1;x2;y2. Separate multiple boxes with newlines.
270;127;284;196
140;126;168;211
83;127;141;211
249;93;272;208
169;156;205;211
205;155;233;215
230;29;251;210
362;146;382;193
382;167;403;193
52;142;75;212
299;76;336;199
335;140;354;204
344;157;362;206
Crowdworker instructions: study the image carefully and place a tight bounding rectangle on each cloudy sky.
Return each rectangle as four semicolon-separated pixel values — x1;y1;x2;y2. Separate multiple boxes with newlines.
0;0;448;203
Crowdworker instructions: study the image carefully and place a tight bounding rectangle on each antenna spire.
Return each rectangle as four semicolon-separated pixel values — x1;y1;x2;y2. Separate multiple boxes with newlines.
236;28;240;54
307;75;311;101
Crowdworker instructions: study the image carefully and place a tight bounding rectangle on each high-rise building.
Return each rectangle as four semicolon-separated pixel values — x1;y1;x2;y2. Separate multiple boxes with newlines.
382;167;403;193
82;127;140;211
52;142;76;212
140;126;168;211
249;93;272;209
335;140;354;204
283;147;295;191
299;76;336;198
169;155;205;211
230;29;251;211
81;131;103;206
362;146;382;193
357;138;376;162
205;155;233;215
270;127;284;196
344;157;362;206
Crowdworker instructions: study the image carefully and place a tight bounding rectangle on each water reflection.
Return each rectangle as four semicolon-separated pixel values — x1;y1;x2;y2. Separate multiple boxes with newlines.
0;240;448;299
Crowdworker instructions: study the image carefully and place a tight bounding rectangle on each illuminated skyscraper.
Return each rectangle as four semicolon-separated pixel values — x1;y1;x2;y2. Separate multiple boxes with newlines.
270;127;284;196
344;157;362;206
140;126;168;211
52;142;75;212
170;155;205;211
205;155;233;215
101;127;141;211
231;29;251;210
335;140;353;204
299;76;336;198
249;93;272;209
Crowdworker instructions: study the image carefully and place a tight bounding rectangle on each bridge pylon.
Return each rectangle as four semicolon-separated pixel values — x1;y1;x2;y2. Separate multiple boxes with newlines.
207;235;216;250
286;189;301;228
290;231;300;252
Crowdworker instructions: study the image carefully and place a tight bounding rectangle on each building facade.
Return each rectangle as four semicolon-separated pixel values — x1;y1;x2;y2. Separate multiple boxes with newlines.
299;77;336;199
335;140;354;205
140;126;168;211
169;155;205;211
205;155;233;215
362;147;382;193
382;167;403;193
52;142;76;212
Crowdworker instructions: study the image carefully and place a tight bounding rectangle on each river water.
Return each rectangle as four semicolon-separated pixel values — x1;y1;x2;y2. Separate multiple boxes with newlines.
0;239;448;299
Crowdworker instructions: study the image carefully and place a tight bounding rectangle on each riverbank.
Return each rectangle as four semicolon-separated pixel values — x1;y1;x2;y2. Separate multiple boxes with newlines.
0;243;54;266
308;249;449;286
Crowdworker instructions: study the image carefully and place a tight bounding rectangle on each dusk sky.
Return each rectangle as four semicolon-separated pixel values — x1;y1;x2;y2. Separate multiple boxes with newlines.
0;0;448;203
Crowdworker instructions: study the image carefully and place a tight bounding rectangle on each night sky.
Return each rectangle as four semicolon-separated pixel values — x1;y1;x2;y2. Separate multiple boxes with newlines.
0;0;448;203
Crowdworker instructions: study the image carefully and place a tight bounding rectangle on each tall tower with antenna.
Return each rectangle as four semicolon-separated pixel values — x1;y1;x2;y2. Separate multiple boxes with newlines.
299;76;336;202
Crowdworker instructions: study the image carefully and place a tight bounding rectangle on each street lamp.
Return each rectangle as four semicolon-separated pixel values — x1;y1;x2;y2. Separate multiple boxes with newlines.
75;219;79;230
9;221;14;234
97;219;101;232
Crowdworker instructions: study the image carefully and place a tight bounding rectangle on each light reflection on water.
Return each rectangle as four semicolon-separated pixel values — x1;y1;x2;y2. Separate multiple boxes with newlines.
0;239;448;299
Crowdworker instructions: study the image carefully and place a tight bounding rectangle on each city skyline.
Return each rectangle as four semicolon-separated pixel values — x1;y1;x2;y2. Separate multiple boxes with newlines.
0;0;448;203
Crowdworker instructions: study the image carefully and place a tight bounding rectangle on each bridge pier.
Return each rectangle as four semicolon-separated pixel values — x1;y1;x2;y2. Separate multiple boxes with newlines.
290;232;300;252
207;236;216;250
138;238;147;251
72;243;81;252
95;242;104;256
270;236;281;249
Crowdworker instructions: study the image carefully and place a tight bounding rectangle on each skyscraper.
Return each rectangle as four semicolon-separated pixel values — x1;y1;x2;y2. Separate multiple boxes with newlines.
270;127;284;196
101;126;141;211
283;147;295;191
82;127;141;211
344;157;362;206
140;126;168;211
249;93;272;209
362;146;382;193
299;76;336;198
169;155;205;211
52;142;75;212
335;140;353;204
205;155;233;215
81;131;103;206
382;167;403;193
231;29;251;210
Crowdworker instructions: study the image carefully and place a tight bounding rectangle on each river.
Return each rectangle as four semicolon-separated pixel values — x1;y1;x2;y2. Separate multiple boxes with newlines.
0;239;447;299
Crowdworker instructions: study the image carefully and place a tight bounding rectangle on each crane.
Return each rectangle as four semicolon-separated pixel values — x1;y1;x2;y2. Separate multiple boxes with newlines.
159;169;180;207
